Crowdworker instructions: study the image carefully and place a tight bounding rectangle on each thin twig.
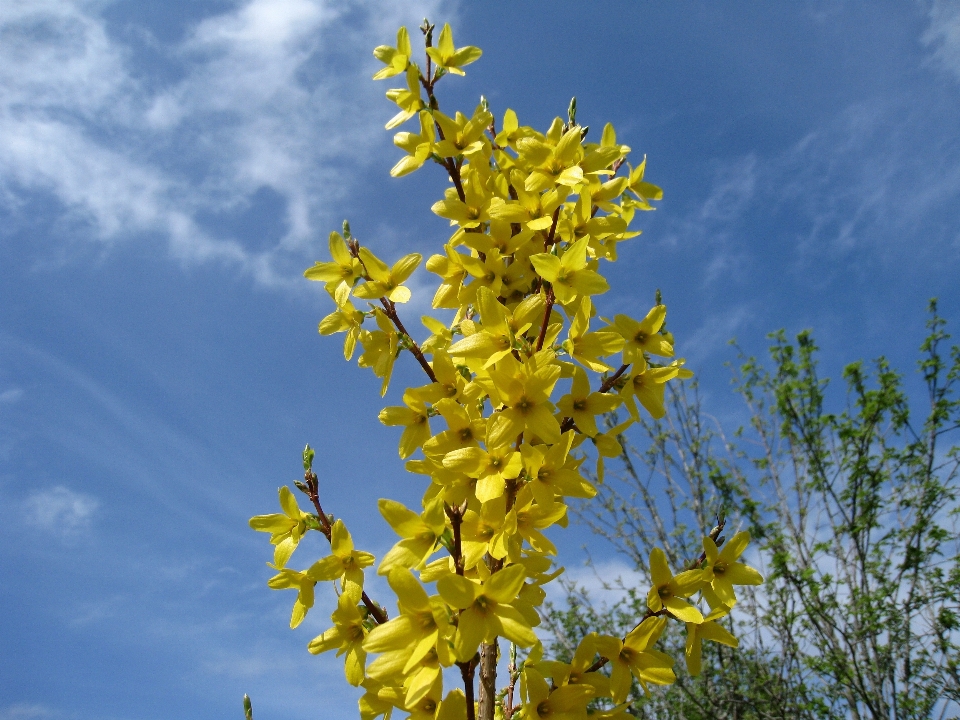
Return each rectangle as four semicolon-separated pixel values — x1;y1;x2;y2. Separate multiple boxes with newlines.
535;286;555;352
379;297;438;382
304;469;388;625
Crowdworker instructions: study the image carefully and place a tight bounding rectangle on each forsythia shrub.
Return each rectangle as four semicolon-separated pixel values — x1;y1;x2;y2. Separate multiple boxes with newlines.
249;21;763;720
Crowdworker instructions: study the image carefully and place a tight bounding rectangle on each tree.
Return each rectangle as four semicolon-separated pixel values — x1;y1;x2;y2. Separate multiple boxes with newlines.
545;303;960;719
247;21;763;720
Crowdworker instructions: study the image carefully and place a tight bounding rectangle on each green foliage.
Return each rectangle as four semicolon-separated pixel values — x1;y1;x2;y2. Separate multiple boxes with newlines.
545;302;960;719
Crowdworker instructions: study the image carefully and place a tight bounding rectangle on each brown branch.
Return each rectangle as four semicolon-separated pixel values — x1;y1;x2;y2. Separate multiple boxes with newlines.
597;363;630;394
346;242;437;384
459;656;479;720
545;205;562;248
535;285;555;352
304;469;388;625
445;159;468;203
379;297;438;383
412;29;468;206
444;501;466;575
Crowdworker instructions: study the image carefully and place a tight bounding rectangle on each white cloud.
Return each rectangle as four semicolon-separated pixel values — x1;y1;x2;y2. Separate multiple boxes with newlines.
680;304;753;365
561;558;647;609
22;485;99;536
0;704;58;720
657;154;757;287
0;0;453;287
0;388;23;404
923;0;960;82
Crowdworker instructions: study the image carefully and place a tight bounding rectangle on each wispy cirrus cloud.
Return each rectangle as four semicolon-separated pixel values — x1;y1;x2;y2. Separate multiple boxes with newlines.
0;0;452;286
662;94;960;295
923;0;960;82
21;485;99;537
0;704;59;720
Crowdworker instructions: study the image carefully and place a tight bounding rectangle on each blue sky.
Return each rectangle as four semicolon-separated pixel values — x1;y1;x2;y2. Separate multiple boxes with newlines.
2;1;960;718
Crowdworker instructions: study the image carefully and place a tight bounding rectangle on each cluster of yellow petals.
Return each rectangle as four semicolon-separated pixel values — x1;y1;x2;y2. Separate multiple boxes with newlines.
249;21;764;720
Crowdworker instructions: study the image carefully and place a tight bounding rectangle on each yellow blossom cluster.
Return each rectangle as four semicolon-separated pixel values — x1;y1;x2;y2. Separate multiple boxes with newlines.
250;21;762;720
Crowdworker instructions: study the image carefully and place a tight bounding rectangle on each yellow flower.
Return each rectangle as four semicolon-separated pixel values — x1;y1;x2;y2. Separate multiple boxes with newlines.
304;231;362;304
363;568;452;701
701;531;763;607
421;397;486;457
517;126;586;193
591;418;634;483
610;305;674;363
433;107;491;159
646;548;703;623
556;366;622;437
626;155;663;210
425;246;469;308
377;498;446;575
379;390;432;459
457;248;507;302
437;563;538;661
384;65;424;129
521;666;594;720
307;583;368;686
372;26;412;80
266;566;317;629
486;362;562;447
620;361;679;421
562;298;624;372
248;485;310;569
425;23;482;76
533;632;610;697
354;247;422;304
310;519;376;588
447;286;519;368
684;604;738;676
441;442;522;503
513;486;568;556
420;317;454;356
520;433;596;509
461;496;516;563
595;617;675;702
317;295;364;361
410;351;469;405
432;185;492;230
358;678;397;720
530;237;610;306
357;310;400;397
392;111;437;177
403;676;445;720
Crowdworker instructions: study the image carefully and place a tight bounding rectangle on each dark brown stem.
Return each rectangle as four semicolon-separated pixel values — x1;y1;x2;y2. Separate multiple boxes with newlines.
445;159;468;203
444;502;466;575
348;244;437;384
545;206;562;248
379;298;438;383
535;285;555;352
304;470;388;625
412;39;468;205
597;363;630;393
459;657;479;720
